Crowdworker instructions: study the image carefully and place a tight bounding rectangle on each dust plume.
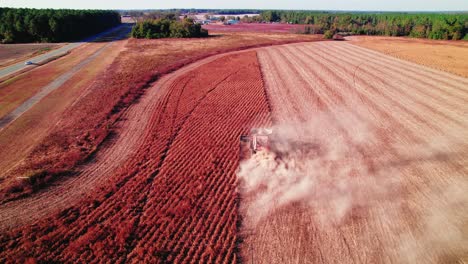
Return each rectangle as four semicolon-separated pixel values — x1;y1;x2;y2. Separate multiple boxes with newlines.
238;109;399;226
237;110;468;262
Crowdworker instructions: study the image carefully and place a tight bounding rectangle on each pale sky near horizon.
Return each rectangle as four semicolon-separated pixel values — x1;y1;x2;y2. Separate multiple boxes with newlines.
0;0;467;11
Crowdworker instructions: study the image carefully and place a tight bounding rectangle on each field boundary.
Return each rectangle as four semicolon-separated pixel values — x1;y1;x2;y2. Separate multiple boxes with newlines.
0;38;326;204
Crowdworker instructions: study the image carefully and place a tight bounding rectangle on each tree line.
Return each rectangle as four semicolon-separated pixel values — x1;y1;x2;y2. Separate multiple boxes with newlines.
254;11;468;40
0;8;121;43
131;17;208;39
121;9;262;15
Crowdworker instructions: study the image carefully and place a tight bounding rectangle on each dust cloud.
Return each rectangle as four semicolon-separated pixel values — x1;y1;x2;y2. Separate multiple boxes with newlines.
238;110;399;226
237;110;468;262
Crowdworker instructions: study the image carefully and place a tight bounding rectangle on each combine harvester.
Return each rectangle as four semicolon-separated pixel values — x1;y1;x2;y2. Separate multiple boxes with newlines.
240;128;320;162
240;128;273;160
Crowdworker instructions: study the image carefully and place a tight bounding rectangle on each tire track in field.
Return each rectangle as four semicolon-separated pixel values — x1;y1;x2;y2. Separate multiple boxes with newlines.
332;43;468;97
282;43;453;144
0;48;260;231
343;42;468;91
313;43;468;114
261;46;395;263
120;65;245;261
246;42;468;263
272;44;468;261
123;52;269;263
256;47;364;263
297;44;468;137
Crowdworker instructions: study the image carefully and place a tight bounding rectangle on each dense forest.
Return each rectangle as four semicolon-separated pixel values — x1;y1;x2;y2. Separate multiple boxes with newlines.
131;17;208;39
254;11;468;40
0;8;121;43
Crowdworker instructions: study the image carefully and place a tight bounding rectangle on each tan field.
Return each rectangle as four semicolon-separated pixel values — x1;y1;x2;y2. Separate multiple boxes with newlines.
238;41;468;263
348;36;468;77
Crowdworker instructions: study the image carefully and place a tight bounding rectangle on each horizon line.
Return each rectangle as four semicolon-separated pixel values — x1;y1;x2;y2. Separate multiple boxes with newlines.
1;6;468;13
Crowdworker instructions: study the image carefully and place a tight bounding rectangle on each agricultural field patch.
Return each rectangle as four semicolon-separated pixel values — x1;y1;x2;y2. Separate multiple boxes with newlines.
348;36;468;77
203;22;316;33
0;43;63;68
0;32;323;201
0;50;270;263
0;25;466;264
239;41;468;263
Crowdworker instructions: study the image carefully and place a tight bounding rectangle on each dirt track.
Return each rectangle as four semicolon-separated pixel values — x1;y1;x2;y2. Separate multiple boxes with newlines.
240;42;468;263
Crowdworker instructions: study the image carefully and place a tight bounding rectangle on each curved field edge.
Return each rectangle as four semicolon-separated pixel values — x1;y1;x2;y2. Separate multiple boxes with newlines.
0;49;269;263
0;34;324;203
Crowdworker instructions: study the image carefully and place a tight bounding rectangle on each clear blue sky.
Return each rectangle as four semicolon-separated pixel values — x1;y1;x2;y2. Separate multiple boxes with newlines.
1;0;467;11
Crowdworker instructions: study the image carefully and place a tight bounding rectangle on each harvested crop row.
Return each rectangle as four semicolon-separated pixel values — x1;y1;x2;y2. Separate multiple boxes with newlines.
0;51;270;263
240;42;468;263
347;36;468;78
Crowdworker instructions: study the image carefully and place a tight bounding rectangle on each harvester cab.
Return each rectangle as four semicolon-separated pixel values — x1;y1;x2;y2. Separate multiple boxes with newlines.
240;128;273;160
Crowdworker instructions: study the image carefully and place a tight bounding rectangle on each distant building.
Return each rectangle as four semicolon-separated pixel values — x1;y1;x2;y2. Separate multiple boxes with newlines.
194;20;211;25
225;20;239;25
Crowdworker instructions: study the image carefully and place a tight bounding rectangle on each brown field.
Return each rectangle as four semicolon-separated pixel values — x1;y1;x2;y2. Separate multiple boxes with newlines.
239;41;468;263
0;43;63;68
0;43;108;119
0;33;467;263
348;36;468;77
0;40;127;188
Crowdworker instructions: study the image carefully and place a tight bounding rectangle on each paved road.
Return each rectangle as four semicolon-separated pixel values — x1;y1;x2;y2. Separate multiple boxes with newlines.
0;24;132;80
0;24;133;131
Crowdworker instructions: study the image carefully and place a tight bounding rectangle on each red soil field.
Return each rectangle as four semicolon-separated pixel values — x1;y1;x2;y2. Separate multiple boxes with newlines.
203;23;315;33
0;33;322;202
2;36;465;263
0;51;270;263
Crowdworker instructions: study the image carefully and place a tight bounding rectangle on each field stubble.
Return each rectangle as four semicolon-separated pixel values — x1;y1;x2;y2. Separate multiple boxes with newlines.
348;36;468;77
238;41;468;263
